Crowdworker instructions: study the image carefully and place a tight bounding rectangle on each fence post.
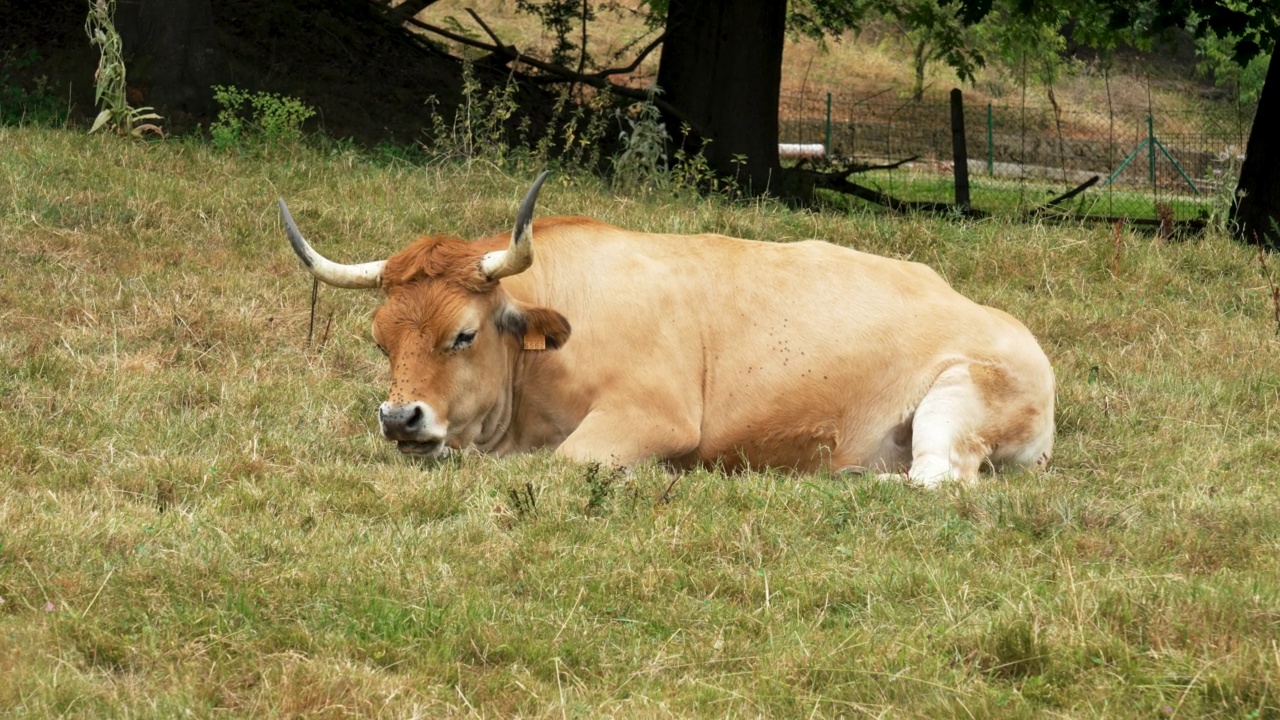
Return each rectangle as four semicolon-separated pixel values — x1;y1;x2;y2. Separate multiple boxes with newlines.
987;103;994;177
1147;114;1156;188
950;88;970;211
825;92;832;158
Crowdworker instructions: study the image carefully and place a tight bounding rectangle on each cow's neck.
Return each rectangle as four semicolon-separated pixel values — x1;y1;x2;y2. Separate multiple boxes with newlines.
472;344;583;455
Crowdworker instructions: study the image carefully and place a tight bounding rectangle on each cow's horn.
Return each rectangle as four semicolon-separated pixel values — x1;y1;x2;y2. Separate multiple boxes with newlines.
279;198;385;289
480;171;551;281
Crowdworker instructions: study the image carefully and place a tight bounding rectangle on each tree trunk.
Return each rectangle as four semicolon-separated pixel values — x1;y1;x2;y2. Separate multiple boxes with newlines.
912;38;927;103
656;0;786;195
116;0;220;118
1233;39;1280;248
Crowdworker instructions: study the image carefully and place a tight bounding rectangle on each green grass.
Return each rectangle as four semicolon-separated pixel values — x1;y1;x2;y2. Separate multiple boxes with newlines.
850;168;1218;222
3;127;1280;717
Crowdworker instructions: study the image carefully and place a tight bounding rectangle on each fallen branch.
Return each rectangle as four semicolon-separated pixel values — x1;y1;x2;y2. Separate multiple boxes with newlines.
396;9;696;133
800;155;919;177
841;179;982;215
845;156;920;174
1028;174;1100;213
815;173;986;217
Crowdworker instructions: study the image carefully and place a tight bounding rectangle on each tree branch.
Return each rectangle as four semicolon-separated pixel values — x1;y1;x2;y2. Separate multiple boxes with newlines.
1029;175;1100;212
464;8;664;81
595;32;665;79
401;12;700;134
818;174;985;217
464;7;508;49
791;155;919;184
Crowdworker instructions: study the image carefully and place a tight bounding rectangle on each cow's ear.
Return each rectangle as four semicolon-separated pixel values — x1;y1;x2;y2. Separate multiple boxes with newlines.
496;303;571;350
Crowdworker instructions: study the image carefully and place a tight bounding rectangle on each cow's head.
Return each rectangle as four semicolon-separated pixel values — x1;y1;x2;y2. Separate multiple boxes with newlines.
279;172;570;458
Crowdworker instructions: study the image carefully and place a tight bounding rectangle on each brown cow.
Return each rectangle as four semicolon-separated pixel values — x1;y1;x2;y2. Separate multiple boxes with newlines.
279;172;1054;486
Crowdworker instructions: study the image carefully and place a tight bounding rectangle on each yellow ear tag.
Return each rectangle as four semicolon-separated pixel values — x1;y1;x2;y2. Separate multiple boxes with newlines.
523;330;546;351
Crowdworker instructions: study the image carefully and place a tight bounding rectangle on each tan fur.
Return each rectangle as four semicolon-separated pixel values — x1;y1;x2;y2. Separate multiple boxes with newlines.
359;216;1055;479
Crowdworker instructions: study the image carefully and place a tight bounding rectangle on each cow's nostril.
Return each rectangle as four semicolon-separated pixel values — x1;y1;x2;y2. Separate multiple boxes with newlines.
404;405;423;431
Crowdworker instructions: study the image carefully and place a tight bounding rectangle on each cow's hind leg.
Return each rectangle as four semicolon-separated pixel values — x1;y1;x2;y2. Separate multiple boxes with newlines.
907;362;1053;488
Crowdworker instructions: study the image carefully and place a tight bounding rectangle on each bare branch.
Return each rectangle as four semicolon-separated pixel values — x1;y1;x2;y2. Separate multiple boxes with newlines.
401;12;701;135
1030;175;1100;212
843;155;920;174
821;174;986;217
594;32;665;78
464;7;508;49
795;156;919;182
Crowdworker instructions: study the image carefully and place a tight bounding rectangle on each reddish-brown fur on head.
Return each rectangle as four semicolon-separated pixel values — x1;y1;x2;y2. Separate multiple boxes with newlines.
369;232;571;451
379;234;505;293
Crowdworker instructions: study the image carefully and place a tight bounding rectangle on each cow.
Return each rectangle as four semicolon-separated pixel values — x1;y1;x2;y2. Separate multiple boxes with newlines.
279;172;1054;486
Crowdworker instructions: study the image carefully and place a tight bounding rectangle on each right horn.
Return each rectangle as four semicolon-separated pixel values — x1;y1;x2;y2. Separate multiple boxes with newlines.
279;198;385;289
480;171;551;281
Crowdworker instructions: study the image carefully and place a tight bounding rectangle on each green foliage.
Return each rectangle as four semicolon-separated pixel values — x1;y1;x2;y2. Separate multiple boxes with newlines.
611;93;669;192
0;49;66;127
872;0;984;101
972;0;1075;91
515;0;595;69
1202;146;1245;233
210;85;316;149
1193;25;1271;106
419;62;625;182
84;0;162;137
421;62;520;163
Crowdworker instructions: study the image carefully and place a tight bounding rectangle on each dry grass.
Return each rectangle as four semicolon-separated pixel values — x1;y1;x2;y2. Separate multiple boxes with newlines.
3;127;1280;717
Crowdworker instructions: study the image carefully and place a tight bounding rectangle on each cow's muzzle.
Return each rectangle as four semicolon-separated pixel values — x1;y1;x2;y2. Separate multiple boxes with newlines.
378;401;448;456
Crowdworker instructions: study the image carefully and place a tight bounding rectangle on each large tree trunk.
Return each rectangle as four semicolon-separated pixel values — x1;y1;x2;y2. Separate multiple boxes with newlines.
656;0;786;195
116;0;220;118
1233;39;1280;248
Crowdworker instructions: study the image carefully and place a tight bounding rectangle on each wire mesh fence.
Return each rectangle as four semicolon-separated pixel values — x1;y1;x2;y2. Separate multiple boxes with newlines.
778;88;1253;224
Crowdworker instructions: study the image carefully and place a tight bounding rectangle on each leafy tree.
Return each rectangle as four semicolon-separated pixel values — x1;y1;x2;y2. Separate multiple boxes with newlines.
1095;0;1279;244
653;0;990;196
1192;17;1269;106
953;0;1280;244
874;0;981;103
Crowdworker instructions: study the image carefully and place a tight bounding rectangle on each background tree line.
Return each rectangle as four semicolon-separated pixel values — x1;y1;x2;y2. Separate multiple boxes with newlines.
5;0;1280;244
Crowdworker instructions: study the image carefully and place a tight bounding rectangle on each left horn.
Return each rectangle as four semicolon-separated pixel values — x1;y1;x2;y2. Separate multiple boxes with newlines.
480;171;551;281
279;198;385;289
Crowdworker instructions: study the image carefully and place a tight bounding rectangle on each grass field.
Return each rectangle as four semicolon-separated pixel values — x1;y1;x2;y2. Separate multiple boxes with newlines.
3;127;1280;717
846;168;1218;222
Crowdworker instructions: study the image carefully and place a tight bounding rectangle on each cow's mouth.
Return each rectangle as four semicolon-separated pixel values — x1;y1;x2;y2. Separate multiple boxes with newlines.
397;439;445;456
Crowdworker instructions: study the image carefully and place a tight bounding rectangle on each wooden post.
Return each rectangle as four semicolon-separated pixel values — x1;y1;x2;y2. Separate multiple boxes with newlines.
950;88;970;211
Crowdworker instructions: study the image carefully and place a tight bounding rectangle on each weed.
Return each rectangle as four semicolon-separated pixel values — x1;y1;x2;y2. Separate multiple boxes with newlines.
0;49;66;127
84;0;162;137
505;481;539;520
210;85;315;149
582;463;616;515
611;91;669;193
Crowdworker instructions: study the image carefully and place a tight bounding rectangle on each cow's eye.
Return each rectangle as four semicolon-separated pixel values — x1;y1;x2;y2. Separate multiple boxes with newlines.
452;330;476;350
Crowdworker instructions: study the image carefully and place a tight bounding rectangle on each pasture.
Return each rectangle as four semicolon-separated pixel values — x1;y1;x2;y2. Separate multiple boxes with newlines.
2;127;1279;717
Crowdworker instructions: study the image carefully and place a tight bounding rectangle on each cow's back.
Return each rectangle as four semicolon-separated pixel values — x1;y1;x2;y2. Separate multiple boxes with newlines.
501;218;1049;470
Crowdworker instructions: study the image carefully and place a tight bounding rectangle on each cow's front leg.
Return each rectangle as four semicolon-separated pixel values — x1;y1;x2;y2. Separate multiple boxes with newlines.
555;405;700;467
